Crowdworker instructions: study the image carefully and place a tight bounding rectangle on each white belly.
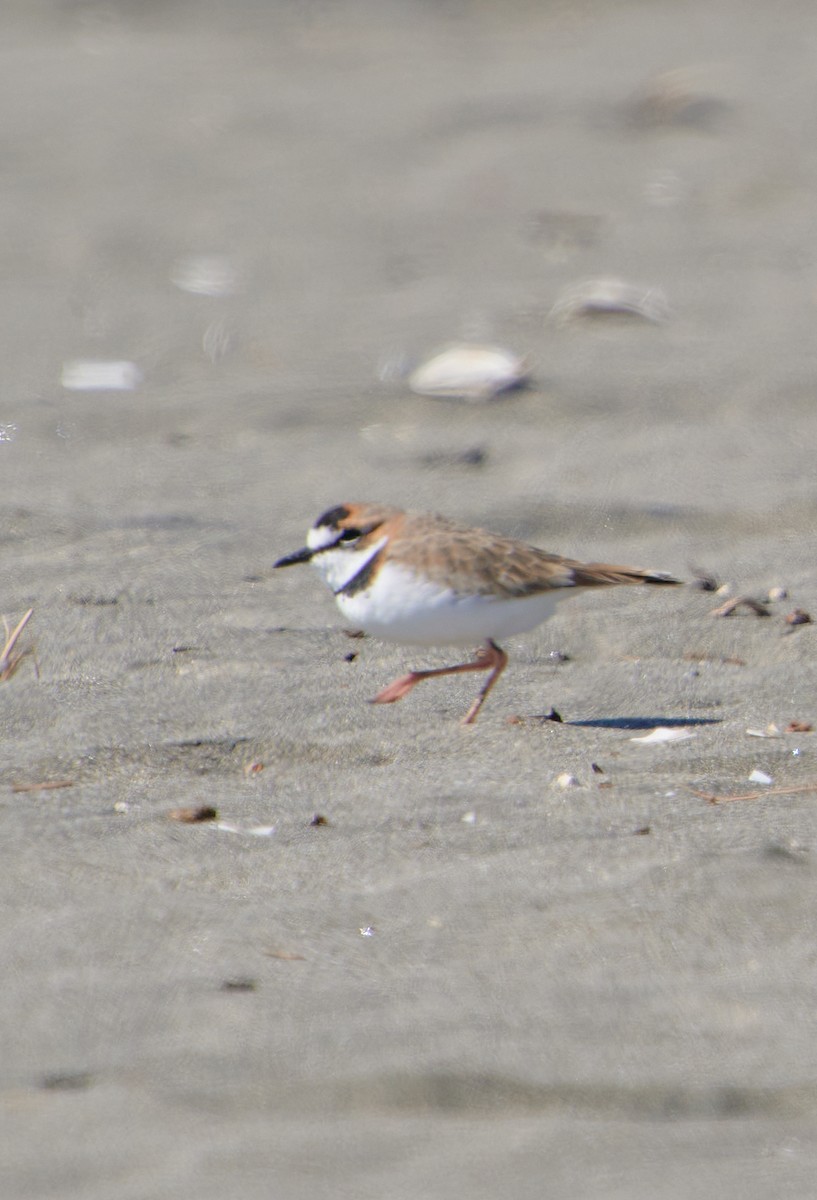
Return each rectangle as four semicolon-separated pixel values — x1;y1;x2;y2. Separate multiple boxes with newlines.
333;560;571;646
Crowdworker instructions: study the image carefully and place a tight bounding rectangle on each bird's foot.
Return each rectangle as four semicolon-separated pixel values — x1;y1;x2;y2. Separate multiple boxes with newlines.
369;672;421;705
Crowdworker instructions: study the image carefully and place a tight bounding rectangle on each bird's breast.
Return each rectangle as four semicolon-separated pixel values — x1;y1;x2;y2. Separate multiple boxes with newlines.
334;560;568;646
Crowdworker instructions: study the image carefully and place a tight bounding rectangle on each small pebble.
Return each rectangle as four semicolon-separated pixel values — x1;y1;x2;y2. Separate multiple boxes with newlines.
554;772;580;788
785;609;811;626
548;650;571;663
220;978;257;992
40;1071;93;1092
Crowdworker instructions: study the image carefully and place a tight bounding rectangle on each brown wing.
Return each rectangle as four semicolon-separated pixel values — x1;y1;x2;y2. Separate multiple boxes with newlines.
392;513;680;598
485;542;678;598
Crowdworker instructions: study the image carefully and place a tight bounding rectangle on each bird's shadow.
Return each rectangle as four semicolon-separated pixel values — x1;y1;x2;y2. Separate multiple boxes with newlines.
566;716;720;731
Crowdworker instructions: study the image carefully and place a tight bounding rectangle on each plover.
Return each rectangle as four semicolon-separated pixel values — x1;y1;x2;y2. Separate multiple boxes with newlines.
274;503;681;723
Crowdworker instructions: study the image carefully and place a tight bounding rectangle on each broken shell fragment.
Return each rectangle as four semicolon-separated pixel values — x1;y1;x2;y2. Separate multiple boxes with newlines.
408;343;528;401
61;360;142;391
748;769;773;785
627;67;730;131
551;278;669;324
630;727;695;744
215;822;276;837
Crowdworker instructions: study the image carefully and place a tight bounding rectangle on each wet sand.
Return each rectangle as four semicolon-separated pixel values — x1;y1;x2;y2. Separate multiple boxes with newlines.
2;2;817;1196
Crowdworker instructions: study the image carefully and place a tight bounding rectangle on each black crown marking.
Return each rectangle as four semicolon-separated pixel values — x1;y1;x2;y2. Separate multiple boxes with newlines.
316;505;351;529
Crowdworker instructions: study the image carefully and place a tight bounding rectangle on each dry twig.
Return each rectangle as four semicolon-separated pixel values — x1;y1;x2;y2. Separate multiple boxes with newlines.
689;782;817;805
1;608;34;680
683;651;746;667
709;596;770;618
12;779;74;793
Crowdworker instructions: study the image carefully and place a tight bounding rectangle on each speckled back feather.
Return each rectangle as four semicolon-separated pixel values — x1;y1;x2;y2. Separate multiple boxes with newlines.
346;507;677;598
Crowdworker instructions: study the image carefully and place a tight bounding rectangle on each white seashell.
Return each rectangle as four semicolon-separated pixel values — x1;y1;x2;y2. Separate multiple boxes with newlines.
171;254;239;297
408;343;528;400
630;727;695;744
766;586;788;603
61;360;142;391
748;769;773;785
746;725;782;739
215;822;276;836
550;278;669;323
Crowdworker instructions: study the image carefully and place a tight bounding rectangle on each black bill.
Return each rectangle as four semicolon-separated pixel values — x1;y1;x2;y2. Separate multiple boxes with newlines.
273;546;314;568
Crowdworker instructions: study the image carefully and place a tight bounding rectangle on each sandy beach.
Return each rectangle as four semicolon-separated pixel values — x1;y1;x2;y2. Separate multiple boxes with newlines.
2;1;817;1196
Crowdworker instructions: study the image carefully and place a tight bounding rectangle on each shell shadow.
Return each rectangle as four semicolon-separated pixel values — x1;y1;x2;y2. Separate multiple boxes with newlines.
567;716;721;731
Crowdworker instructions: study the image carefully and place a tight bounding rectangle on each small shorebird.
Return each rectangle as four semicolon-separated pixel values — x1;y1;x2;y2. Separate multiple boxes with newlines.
274;503;681;724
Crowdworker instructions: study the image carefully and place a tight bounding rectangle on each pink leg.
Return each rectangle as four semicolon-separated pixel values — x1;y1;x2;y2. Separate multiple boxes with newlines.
370;640;508;724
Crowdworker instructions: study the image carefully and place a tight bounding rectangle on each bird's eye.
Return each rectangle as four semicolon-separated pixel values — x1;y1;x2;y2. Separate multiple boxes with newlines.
339;528;362;543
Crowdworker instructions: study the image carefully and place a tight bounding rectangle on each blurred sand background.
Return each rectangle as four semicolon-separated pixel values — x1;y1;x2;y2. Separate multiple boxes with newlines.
2;1;817;1196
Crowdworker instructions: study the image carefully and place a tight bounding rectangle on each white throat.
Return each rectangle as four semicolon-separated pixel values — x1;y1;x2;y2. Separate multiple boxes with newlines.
310;534;388;593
